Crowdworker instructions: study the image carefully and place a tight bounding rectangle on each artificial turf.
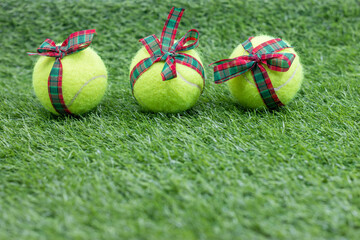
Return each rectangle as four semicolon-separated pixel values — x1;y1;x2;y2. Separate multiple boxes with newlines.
0;0;360;239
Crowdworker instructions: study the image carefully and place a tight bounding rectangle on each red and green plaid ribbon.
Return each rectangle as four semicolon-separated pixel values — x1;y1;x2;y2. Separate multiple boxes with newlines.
211;37;296;109
129;7;205;94
28;29;97;115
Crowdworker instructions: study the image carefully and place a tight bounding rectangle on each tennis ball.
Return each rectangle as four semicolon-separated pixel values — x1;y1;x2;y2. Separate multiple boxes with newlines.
228;35;303;108
129;47;204;113
33;47;107;115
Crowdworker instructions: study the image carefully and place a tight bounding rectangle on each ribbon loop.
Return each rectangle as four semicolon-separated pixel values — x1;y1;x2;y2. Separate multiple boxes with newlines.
160;7;184;52
28;39;59;57
59;29;96;56
28;29;97;115
211;37;296;109
263;53;295;72
130;7;205;93
172;29;200;52
140;34;163;57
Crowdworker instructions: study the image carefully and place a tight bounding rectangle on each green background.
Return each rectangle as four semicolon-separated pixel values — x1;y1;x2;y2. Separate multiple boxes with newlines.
0;0;359;239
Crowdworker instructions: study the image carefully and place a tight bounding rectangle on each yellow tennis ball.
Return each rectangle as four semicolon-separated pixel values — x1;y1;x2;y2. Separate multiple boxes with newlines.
228;35;304;108
129;47;204;113
32;47;107;115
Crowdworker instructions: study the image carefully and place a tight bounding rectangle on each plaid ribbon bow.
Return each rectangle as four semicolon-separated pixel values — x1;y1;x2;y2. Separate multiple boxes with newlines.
28;29;97;115
211;37;296;109
129;7;205;93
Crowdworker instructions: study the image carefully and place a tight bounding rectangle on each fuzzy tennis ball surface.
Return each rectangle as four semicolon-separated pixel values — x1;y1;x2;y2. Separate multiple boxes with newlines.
228;35;303;108
129;47;204;113
33;47;107;115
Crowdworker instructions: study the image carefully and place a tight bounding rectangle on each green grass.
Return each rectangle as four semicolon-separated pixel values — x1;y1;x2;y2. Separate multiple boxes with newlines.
1;0;360;239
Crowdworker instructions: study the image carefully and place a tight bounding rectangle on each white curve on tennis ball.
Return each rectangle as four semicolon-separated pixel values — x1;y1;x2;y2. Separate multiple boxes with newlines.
176;71;202;91
66;74;107;107
244;64;299;91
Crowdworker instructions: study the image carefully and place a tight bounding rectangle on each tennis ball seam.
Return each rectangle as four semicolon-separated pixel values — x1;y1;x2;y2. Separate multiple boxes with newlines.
66;74;107;107
274;64;299;91
243;63;300;91
176;71;202;91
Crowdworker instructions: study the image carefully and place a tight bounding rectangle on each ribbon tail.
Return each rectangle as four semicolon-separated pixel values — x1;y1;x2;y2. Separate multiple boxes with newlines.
209;58;238;67
213;68;251;84
252;64;284;109
263;53;295;72
27;52;40;56
212;58;255;84
48;58;72;115
160;7;184;52
161;57;177;81
242;37;255;53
